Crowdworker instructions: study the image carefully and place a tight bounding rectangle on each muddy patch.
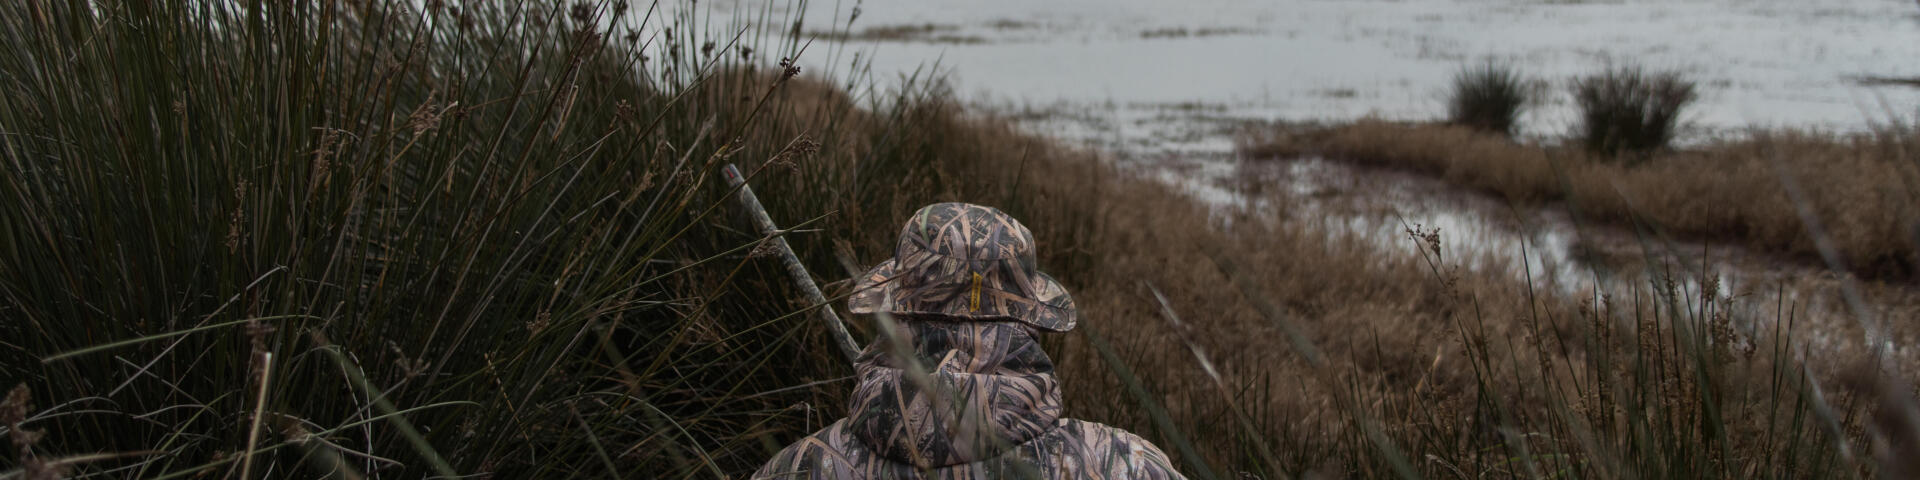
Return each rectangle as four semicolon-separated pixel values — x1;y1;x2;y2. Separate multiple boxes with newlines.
807;23;987;45
1854;75;1920;89
1138;26;1261;39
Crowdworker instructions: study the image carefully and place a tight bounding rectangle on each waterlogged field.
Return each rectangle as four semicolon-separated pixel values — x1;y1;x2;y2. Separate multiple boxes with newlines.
702;0;1920;366
746;0;1920;150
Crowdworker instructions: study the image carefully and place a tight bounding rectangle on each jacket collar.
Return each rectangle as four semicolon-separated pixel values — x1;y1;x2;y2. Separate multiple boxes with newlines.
845;319;1063;468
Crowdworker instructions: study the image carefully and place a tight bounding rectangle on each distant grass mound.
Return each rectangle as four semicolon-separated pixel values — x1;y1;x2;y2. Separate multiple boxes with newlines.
1574;65;1697;157
1447;60;1531;138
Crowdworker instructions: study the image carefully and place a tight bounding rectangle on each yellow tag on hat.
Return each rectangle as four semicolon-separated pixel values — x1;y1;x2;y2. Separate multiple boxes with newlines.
969;272;983;312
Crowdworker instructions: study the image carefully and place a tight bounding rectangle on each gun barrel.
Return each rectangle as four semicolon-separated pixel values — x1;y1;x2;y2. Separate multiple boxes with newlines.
722;164;863;363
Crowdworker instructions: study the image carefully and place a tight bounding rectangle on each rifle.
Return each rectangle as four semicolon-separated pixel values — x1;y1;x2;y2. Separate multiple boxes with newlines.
722;164;863;363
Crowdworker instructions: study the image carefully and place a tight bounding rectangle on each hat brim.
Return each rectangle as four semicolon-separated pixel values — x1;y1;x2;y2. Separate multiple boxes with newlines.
847;259;1077;332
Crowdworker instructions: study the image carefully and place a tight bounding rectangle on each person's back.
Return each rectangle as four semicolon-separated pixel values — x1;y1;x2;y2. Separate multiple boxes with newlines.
753;203;1186;479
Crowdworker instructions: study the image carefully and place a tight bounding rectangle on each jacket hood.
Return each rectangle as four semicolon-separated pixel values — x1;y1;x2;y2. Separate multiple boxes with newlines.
845;319;1063;469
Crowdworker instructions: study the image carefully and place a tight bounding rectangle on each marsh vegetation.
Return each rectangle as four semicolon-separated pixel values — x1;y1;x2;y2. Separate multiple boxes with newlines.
3;1;1919;479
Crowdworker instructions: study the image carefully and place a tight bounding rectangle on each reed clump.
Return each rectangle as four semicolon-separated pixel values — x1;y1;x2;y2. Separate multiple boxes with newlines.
1447;60;1533;138
1573;65;1698;158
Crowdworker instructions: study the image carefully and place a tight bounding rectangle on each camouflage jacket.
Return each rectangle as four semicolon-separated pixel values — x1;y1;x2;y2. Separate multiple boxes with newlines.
753;320;1186;479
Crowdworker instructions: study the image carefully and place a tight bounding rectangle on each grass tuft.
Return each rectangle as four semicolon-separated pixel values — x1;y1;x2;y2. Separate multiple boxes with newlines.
1447;60;1531;138
1573;65;1698;158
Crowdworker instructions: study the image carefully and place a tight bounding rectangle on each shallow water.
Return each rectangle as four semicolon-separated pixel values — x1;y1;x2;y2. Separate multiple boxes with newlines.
698;0;1920;365
743;0;1920;145
1190;153;1920;367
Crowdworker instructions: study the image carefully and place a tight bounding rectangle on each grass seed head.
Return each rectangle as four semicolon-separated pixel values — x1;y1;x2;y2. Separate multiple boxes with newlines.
750;240;783;259
4;384;40;450
768;135;821;173
570;2;595;24
407;98;448;136
527;311;553;334
779;57;801;80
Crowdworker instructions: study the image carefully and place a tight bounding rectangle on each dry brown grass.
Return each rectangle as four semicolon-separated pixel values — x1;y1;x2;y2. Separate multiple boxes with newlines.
1243;119;1920;280
736;83;1865;476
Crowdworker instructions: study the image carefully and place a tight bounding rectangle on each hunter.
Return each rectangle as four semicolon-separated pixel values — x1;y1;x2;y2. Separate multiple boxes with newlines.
753;202;1187;479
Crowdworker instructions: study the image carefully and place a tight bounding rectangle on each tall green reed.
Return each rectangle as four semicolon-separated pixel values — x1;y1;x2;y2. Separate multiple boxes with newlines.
0;0;923;477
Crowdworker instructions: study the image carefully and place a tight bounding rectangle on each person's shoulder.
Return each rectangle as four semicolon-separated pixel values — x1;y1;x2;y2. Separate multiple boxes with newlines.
1054;418;1161;452
1053;419;1189;479
749;420;863;480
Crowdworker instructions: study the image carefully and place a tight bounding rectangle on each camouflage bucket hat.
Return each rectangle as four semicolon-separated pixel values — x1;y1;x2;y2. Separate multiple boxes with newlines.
848;203;1077;332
